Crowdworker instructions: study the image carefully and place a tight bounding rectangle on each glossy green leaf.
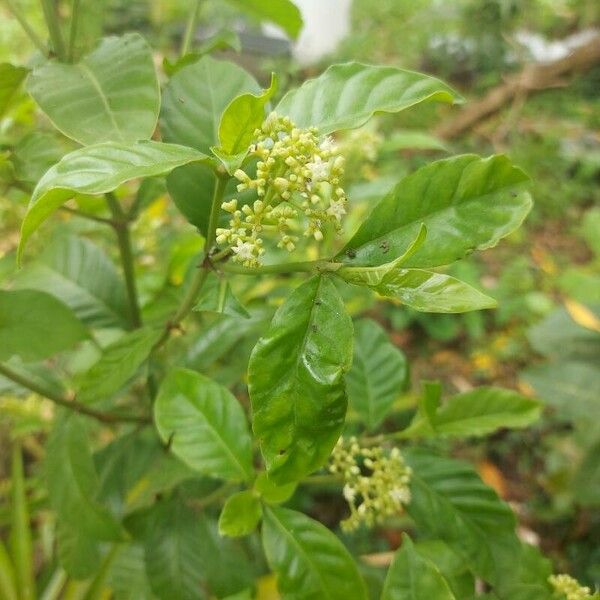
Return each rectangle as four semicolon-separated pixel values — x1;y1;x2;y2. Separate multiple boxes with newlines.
405;449;519;585
372;268;497;313
0;63;28;117
27;33;160;145
226;0;303;39
248;275;353;483
276;62;461;134
46;415;124;576
214;73;278;173
339;155;532;268
346;318;408;430
0;289;87;362
403;387;541;438
77;327;162;404
193;271;250;319
154;368;253;481
12;234;129;329
262;507;367;600
218;491;262;537
382;534;455;600
19;141;212;261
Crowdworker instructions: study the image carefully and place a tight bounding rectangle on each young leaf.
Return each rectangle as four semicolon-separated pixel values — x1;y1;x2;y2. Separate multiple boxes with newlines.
0;63;28;118
18;141;213;261
405;449;520;586
192;271;250;319
12;234;130;329
381;534;455;600
262;507;368;600
213;73;278;173
346;319;408;430
253;472;296;504
218;491;262;537
403;387;541;438
77;327;163;404
0;289;87;362
339;154;532;268
372;268;497;313
225;0;303;39
276;62;461;134
419;381;442;428
248;275;353;484
27;33;160;145
154;368;253;481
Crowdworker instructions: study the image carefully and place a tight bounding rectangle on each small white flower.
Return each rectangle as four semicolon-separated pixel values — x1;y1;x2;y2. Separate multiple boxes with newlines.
389;487;410;505
231;240;255;261
306;156;330;182
320;135;337;153
327;200;346;222
343;485;356;502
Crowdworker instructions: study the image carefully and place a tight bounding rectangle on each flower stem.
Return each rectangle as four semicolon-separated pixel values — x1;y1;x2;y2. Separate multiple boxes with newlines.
219;260;342;276
3;0;48;56
40;0;67;61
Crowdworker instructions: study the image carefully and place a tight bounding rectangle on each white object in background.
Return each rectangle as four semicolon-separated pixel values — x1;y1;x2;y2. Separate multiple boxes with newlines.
263;0;352;65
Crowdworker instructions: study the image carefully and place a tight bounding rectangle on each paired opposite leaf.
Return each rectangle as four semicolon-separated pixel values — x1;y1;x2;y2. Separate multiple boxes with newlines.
0;289;87;362
403;386;541;438
276;62;461;134
154;369;253;481
262;507;367;600
218;491;262;537
27;33;160;145
346;319;408;430
18;141;212;261
382;534;455;600
340;154;532;268
248;276;353;483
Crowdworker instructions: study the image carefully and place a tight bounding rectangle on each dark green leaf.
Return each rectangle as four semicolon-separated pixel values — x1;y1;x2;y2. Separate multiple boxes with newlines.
108;543;155;600
249;275;353;483
262;506;367;600
27;33;159;145
193;271;250;319
218;491;262;537
381;534;455;600
0;63;28;118
19;141;212;260
0;289;87;362
276;63;461;134
226;0;303;39
339;155;532;268
154;368;253;481
346;318;408;430
12;234;129;329
77;327;162;404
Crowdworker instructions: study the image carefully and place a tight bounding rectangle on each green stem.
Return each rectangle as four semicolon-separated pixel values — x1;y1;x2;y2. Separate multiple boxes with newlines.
81;545;121;600
105;193;142;329
220;260;342;276
60;206;114;226
180;0;202;57
0;362;150;425
67;0;81;62
192;482;236;510
3;0;48;55
39;569;66;600
40;0;67;60
205;175;228;252
301;474;343;486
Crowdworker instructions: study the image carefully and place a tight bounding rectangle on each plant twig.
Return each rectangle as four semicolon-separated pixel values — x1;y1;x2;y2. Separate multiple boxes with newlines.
3;0;48;56
67;0;81;62
60;206;115;226
40;0;67;60
105;192;142;329
190;482;237;510
180;0;202;57
0;362;151;425
219;260;342;276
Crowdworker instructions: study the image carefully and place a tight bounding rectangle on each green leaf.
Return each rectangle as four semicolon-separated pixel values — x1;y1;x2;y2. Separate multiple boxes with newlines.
382;534;456;600
46;415;124;577
214;73;278;173
0;63;28;118
253;472;296;504
346;318;408;430
18;141;212;261
144;499;206;600
192;271;250;319
405;449;519;585
9;444;35;600
27;33;160;145
262;507;367;600
12;234;129;329
218;491;262;537
108;543;155;600
372;268;497;313
248;275;353;483
403;387;541;438
418;381;442;429
0;538;17;600
225;0;303;39
0;289;87;362
339;155;532;268
276;62;461;134
77;327;162;404
154;368;253;481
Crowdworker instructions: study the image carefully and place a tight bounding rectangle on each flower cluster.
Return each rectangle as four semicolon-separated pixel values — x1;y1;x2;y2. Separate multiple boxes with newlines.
549;574;595;600
215;112;347;267
329;437;412;531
